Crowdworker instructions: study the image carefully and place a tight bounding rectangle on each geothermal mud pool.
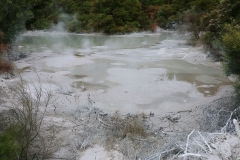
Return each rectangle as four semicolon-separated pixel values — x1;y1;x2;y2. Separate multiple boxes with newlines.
16;31;231;115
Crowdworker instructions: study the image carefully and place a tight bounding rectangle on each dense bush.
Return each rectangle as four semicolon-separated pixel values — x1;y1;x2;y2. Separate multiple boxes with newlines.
222;24;240;75
221;24;240;100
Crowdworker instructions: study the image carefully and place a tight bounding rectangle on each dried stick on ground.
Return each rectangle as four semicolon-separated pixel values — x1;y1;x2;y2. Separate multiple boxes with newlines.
184;130;195;154
233;119;240;137
71;95;240;160
221;106;240;133
198;131;212;153
178;153;206;158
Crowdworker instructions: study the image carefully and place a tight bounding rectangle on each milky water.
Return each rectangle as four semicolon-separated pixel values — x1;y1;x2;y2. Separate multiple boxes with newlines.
16;31;231;101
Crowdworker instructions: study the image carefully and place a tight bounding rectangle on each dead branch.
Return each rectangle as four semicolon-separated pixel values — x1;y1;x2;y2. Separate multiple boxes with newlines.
233;119;240;137
178;153;207;158
193;139;207;153
184;130;195;154
198;131;212;153
221;106;240;133
97;116;114;127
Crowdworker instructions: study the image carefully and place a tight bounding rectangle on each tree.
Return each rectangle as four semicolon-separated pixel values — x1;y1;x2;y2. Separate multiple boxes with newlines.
181;8;203;39
26;0;59;30
199;0;240;57
0;0;34;43
0;0;31;74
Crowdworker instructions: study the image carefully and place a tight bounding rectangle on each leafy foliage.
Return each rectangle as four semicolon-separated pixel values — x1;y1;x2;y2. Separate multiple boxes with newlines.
221;24;240;100
0;126;21;160
222;24;240;76
0;0;225;37
0;0;34;43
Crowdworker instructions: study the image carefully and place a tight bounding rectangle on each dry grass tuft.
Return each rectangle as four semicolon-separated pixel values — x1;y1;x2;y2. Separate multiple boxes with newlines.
0;57;14;74
123;115;147;138
109;111;147;139
103;112;150;155
123;116;147;138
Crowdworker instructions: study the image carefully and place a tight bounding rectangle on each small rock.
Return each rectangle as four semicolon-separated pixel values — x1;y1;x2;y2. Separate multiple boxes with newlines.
150;112;154;117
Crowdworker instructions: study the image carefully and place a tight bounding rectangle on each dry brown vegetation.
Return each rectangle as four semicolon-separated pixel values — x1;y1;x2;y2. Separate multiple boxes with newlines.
0;58;14;75
0;32;14;77
70;97;170;159
108;111;147;139
66;94;240;159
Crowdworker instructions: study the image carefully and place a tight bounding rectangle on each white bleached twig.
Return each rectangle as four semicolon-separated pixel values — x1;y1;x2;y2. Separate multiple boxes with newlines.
221;112;234;133
193;139;207;153
80;134;92;149
146;148;176;160
233;119;240;137
178;153;206;158
184;130;195;154
198;131;212;153
171;151;181;160
97;117;113;127
80;82;85;91
221;106;240;133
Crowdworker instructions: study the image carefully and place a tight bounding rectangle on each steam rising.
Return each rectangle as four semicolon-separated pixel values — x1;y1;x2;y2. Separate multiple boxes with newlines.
16;30;231;101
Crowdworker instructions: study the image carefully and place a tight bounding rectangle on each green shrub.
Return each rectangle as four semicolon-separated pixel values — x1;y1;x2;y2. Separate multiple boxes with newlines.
0;126;21;160
222;24;240;76
32;19;51;30
222;24;240;102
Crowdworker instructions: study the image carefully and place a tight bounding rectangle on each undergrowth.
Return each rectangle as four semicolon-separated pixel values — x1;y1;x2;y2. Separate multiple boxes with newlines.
0;126;21;160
